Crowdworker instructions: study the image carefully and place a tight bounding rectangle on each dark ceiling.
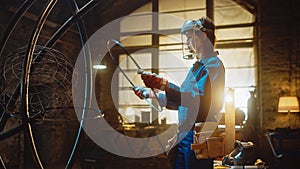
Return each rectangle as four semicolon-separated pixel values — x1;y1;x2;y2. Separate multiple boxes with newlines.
0;0;151;61
0;0;151;28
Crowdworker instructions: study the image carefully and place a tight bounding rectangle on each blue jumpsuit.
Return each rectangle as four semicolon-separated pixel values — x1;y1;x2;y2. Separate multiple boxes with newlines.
160;56;225;169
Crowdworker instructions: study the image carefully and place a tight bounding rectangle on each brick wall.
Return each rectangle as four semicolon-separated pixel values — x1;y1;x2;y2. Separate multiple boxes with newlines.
258;0;300;167
259;0;300;130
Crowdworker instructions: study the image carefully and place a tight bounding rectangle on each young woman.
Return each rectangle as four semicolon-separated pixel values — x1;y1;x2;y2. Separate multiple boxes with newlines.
134;17;225;169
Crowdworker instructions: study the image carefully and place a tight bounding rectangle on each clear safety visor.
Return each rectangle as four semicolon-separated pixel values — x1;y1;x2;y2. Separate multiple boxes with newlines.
181;30;198;60
181;33;193;60
180;19;203;60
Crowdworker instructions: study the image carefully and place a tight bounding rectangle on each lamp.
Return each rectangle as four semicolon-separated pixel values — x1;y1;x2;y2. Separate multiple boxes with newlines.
93;64;107;70
278;96;299;128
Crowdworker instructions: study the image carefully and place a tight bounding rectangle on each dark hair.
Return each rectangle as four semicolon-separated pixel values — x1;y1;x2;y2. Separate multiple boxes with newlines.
199;17;216;45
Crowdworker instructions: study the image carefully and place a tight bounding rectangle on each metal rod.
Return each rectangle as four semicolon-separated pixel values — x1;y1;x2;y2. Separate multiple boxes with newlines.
0;156;7;169
4;0;100;120
107;40;137;87
0;124;23;141
0;0;36;133
109;40;142;70
20;1;58;168
265;132;283;158
65;0;93;168
0;1;100;168
0;110;9;132
0;0;100;140
107;40;162;112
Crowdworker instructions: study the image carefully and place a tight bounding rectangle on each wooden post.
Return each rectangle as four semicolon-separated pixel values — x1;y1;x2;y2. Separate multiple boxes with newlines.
225;88;235;154
206;0;214;21
151;0;159;125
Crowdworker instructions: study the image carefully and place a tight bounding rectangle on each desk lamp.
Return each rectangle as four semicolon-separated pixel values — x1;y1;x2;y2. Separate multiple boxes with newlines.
278;96;299;128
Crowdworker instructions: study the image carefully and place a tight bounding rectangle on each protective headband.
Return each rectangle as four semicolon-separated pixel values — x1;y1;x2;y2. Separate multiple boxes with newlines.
180;18;213;34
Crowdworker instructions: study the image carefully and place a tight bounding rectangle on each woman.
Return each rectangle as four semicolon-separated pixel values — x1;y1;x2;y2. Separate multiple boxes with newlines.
134;17;225;169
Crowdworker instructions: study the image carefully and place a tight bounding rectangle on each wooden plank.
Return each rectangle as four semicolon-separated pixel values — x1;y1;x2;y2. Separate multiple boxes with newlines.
225;88;235;154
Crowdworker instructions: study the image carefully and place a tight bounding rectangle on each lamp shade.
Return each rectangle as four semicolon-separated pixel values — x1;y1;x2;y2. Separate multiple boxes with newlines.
93;64;107;69
278;96;300;113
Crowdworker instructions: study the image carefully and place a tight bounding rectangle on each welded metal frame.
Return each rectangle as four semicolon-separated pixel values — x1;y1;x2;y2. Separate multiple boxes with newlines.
0;0;102;168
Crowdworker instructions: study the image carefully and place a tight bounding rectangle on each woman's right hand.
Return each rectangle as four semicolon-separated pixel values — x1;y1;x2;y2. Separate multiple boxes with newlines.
132;86;153;99
140;71;168;91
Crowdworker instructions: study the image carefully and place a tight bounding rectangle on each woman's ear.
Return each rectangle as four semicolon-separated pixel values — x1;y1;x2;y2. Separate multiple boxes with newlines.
196;31;207;42
202;32;208;40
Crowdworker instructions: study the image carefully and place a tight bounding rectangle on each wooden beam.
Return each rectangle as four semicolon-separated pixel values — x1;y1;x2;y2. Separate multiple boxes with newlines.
206;0;214;20
216;42;253;48
232;0;256;15
38;34;75;47
9;6;78;34
120;23;255;37
109;40;253;55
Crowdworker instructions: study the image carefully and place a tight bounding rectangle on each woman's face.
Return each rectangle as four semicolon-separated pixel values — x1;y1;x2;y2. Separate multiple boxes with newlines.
185;30;204;54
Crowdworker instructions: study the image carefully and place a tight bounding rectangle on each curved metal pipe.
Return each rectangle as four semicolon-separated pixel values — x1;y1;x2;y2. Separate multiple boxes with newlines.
20;1;58;168
108;40;142;70
107;40;162;112
0;124;22;141
1;0;101;118
0;0;99;129
0;107;9;132
64;0;93;168
0;0;36;134
0;1;100;168
0;156;7;169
